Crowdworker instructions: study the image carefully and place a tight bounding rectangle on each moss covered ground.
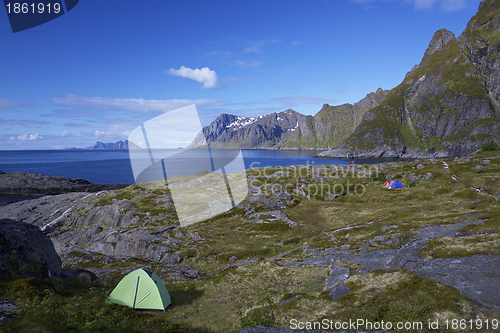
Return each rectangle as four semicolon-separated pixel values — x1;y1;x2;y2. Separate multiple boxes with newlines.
2;151;500;332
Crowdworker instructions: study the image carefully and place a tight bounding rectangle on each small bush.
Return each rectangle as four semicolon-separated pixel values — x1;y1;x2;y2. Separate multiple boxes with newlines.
371;171;386;182
435;187;451;195
482;140;500;151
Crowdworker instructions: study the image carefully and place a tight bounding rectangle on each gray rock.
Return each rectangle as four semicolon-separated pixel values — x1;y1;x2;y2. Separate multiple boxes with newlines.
229;256;238;261
328;284;351;300
417;164;425;169
0;219;62;278
276;295;301;306
326;265;350;289
187;232;204;241
281;256;336;268
178;265;205;279
356;268;369;275
60;268;98;281
381;225;398;232
323;192;339;201
0;299;16;326
161;251;182;265
413;255;500;307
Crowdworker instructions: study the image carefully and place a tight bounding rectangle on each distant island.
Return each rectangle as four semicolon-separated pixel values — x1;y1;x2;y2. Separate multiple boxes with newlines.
65;140;139;150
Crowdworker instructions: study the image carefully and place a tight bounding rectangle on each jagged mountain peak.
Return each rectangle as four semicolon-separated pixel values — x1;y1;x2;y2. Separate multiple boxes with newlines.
423;28;456;59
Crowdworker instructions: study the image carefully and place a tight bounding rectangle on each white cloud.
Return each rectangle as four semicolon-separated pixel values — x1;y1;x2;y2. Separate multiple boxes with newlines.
92;130;110;138
17;133;41;141
242;39;279;53
60;131;72;137
352;0;471;11
79;130;118;142
234;60;263;67
0;98;34;111
47;94;223;112
243;40;266;53
166;66;223;89
413;0;437;9
349;0;376;3
439;0;467;12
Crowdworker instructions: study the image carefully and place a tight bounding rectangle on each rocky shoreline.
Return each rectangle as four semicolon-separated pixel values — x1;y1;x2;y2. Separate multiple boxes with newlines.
0;170;129;196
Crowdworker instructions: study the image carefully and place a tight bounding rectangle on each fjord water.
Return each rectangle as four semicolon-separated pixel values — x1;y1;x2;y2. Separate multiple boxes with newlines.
0;149;394;186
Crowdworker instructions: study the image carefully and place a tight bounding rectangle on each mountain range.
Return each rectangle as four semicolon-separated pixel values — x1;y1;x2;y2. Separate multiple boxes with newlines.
189;0;500;158
187;88;389;149
65;140;138;150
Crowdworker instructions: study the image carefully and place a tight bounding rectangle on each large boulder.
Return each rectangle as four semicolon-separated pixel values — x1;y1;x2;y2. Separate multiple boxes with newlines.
0;219;62;278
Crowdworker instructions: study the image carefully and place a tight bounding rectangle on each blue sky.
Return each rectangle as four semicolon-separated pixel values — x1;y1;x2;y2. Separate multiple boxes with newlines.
0;0;483;149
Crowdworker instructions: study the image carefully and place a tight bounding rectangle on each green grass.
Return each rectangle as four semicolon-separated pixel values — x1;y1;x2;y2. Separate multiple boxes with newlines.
420;234;500;258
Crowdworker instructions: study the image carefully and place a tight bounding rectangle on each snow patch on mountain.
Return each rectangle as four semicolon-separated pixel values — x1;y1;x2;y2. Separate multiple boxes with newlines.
226;116;257;131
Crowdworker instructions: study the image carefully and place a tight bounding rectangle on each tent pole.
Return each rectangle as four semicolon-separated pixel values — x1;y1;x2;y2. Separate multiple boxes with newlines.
133;276;140;308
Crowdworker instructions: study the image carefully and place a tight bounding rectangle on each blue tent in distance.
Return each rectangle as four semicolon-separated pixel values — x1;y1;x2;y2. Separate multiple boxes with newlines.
383;180;404;189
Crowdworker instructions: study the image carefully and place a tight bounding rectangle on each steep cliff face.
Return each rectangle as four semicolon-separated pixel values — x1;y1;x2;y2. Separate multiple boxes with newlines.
318;0;500;159
459;0;500;108
278;88;388;148
188;89;388;149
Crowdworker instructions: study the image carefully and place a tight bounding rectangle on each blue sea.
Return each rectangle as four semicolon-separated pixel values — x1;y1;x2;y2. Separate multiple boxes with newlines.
0;149;394;204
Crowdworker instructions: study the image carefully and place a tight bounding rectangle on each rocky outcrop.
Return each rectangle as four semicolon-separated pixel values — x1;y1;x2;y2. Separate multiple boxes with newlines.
318;0;500;159
0;299;17;326
0;171;129;196
0;218;62;278
0;189;181;265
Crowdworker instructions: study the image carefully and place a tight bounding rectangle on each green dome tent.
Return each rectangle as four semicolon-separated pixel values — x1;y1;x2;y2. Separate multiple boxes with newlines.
107;268;171;311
